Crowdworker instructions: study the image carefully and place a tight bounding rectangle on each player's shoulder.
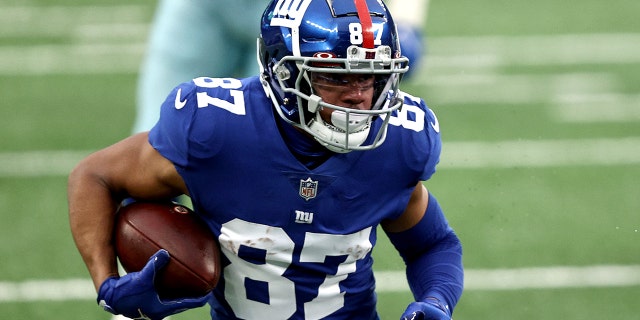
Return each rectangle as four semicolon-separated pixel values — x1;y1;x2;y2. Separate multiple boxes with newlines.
383;90;442;179
153;76;267;161
163;76;266;120
389;90;440;138
180;76;269;130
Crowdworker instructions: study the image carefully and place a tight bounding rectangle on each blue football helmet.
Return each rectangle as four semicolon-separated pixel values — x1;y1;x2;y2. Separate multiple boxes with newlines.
258;0;409;153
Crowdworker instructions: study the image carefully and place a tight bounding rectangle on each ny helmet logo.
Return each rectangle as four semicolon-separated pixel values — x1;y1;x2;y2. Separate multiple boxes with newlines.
299;177;318;201
271;0;313;28
272;0;312;19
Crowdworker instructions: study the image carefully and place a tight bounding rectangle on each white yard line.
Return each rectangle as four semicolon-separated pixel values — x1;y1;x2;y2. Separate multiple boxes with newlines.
0;44;145;75
1;264;639;302
439;137;640;169
0;150;92;177
0;5;150;38
553;93;640;123
420;72;619;105
376;264;640;292
422;33;640;71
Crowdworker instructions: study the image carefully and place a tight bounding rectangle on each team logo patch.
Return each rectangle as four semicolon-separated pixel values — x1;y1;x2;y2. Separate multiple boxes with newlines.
294;210;314;224
299;177;318;201
271;0;313;28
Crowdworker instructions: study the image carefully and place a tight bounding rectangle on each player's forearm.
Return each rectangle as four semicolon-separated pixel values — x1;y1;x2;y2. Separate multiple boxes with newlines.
405;235;463;309
386;193;464;310
68;157;120;291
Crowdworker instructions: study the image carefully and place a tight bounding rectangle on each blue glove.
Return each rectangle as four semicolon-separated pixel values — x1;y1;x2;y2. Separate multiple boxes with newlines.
97;249;210;320
400;298;451;320
396;22;425;79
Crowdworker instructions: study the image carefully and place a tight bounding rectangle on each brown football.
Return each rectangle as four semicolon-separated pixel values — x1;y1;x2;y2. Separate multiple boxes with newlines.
114;201;221;299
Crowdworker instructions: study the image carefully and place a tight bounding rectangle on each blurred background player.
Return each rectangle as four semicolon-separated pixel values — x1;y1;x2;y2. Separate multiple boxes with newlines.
133;0;264;134
132;0;430;134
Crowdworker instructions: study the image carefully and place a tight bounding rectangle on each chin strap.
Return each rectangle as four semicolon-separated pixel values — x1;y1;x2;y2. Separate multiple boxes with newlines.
306;93;373;153
307;112;371;153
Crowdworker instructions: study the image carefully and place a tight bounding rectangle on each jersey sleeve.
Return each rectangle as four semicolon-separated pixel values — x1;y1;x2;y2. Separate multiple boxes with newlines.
148;81;200;168
422;103;442;181
149;77;251;169
399;92;442;181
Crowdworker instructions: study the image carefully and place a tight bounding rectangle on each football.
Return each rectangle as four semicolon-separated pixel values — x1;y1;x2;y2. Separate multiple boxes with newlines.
114;201;221;299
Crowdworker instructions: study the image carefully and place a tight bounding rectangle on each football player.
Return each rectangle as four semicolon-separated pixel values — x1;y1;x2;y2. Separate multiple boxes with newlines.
68;0;462;319
133;0;429;133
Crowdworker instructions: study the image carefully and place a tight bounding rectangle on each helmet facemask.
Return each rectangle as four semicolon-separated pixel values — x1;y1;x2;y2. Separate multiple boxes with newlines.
267;45;408;153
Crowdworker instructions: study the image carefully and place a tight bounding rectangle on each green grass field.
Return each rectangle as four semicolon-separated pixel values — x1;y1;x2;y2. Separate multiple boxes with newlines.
1;0;639;319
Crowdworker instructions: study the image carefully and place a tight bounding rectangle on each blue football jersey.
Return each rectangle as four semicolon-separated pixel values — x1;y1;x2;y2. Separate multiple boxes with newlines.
149;76;442;319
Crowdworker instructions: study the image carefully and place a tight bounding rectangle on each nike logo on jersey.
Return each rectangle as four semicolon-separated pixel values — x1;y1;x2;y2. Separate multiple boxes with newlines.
428;108;440;133
174;88;187;109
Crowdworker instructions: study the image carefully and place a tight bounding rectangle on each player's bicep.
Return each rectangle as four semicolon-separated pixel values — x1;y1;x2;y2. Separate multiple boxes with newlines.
90;133;186;200
392;92;442;180
135;135;188;198
383;186;455;263
381;182;428;233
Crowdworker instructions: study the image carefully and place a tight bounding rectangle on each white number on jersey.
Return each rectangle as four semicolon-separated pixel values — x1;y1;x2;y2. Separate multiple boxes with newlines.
219;219;372;319
387;93;426;132
193;77;246;115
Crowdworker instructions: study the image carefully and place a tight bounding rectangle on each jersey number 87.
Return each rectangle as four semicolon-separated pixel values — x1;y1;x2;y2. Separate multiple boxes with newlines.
219;219;373;319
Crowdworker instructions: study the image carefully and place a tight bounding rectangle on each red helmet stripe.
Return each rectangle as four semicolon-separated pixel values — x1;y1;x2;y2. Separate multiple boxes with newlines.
354;0;375;48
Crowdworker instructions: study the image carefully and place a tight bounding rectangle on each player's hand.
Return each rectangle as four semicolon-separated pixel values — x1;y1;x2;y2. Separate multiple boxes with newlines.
400;298;451;320
396;22;425;79
97;249;210;320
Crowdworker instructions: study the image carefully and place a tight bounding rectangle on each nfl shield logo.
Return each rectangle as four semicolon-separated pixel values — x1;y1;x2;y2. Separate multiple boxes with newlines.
299;177;318;201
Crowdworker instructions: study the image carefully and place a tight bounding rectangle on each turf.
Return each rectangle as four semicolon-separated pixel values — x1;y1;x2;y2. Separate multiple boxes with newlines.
1;0;638;319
